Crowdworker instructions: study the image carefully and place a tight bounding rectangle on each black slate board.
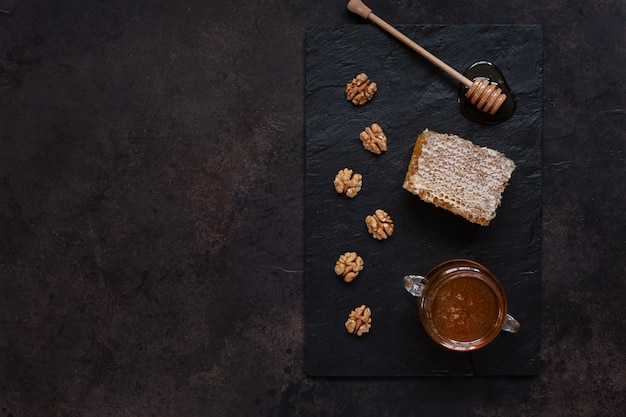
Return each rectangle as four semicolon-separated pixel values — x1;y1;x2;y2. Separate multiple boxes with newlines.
305;25;542;376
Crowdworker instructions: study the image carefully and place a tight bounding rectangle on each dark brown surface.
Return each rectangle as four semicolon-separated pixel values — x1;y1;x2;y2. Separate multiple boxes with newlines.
1;0;624;416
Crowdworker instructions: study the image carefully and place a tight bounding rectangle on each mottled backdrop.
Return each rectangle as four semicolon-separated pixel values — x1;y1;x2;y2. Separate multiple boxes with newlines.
1;0;624;416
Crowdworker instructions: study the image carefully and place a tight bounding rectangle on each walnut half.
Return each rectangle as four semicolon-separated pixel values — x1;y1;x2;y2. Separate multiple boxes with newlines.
333;168;363;198
365;209;394;240
345;73;377;105
360;123;387;155
345;304;372;336
334;251;364;283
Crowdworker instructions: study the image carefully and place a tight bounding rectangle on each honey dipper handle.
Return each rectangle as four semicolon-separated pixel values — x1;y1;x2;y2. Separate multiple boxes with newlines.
347;0;473;88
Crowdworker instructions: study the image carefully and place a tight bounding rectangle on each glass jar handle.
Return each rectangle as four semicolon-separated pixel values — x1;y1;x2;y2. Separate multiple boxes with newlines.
403;275;427;297
502;314;520;333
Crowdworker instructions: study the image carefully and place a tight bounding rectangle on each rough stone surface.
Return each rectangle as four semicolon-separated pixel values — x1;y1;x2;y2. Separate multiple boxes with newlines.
305;24;542;376
1;0;624;416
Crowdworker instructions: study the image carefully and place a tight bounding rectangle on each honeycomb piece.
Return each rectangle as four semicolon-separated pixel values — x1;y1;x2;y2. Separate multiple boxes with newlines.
403;129;516;226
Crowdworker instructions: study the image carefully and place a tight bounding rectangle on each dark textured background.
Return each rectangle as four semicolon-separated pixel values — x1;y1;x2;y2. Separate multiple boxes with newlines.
0;0;624;416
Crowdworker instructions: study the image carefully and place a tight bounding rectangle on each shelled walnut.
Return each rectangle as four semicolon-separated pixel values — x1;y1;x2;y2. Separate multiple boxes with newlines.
345;73;377;105
333;168;363;198
359;123;387;155
345;304;372;336
365;209;394;240
334;251;364;283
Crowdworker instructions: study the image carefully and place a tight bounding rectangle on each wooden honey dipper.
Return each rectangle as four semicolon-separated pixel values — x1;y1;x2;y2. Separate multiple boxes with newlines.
347;0;507;115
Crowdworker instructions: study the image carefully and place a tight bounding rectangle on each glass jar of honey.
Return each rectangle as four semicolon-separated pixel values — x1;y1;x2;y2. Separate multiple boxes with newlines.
404;259;520;351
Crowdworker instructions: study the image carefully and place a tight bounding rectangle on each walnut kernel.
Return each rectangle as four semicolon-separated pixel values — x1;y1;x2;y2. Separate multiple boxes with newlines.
334;251;364;283
333;168;363;198
359;123;388;155
365;209;394;240
345;304;372;336
345;73;377;105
